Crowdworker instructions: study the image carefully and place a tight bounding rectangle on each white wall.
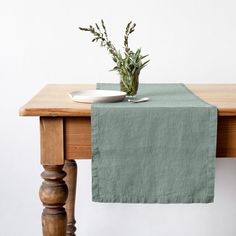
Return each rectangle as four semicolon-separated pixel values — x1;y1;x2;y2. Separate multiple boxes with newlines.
0;0;236;235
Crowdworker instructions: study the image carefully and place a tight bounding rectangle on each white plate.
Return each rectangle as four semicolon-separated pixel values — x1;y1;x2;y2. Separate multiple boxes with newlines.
69;90;126;103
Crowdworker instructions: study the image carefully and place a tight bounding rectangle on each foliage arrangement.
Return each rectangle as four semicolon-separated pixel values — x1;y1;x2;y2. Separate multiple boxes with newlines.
79;20;149;95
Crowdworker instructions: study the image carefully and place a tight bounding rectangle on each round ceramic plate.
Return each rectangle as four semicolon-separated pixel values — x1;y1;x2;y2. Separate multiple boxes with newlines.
69;90;126;103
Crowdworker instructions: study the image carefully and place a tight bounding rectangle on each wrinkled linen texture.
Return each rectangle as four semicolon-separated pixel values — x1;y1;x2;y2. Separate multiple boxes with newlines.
91;83;217;203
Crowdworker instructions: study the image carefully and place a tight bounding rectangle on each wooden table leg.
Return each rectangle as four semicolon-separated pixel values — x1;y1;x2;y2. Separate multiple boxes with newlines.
39;117;68;236
39;165;68;236
64;160;77;236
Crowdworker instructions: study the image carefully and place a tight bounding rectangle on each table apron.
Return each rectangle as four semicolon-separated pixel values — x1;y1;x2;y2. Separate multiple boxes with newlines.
63;116;236;160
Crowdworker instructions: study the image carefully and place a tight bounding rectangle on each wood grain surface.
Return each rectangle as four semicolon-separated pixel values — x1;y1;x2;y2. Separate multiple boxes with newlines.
20;84;236;117
63;160;77;236
39;165;68;236
40;117;64;165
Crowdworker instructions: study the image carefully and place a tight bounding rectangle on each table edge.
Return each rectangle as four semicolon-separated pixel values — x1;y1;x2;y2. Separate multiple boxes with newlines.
19;84;236;117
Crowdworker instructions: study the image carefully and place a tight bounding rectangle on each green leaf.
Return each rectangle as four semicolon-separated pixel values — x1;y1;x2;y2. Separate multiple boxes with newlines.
140;60;150;69
95;23;100;31
129;23;136;33
142;60;150;65
141;54;149;59
110;66;119;71
79;27;90;31
126;21;132;34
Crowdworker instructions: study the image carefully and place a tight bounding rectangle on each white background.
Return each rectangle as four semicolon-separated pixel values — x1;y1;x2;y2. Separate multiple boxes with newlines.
1;0;236;235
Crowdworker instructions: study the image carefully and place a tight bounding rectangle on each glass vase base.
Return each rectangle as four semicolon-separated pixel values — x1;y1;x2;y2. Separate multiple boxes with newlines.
126;94;137;98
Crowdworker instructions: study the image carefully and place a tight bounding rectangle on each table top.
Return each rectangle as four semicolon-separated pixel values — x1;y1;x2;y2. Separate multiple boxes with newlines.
19;84;236;117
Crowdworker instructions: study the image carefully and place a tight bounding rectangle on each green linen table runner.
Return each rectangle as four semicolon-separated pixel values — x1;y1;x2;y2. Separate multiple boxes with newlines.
91;83;217;203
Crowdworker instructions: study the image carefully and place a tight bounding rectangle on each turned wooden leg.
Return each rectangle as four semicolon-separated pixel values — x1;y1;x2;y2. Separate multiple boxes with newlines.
64;160;77;236
39;117;68;235
39;165;68;236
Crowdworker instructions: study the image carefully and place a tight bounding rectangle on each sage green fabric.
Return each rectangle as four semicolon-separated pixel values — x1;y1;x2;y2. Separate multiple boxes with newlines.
91;83;217;203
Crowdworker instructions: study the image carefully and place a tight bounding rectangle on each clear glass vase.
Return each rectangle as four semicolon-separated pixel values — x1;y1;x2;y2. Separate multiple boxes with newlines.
120;74;139;97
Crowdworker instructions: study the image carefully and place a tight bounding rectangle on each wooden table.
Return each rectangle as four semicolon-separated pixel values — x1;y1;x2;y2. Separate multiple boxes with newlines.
20;84;236;236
